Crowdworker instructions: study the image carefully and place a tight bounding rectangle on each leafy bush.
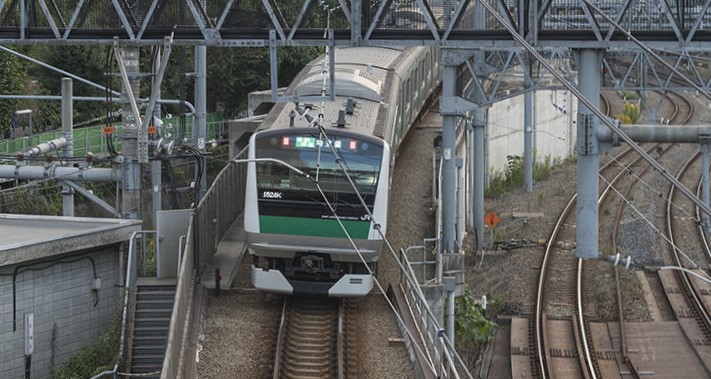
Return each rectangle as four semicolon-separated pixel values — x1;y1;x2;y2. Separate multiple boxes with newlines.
615;102;640;124
455;289;497;347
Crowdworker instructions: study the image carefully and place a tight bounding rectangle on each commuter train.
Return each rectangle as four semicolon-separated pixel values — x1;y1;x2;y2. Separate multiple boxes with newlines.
244;46;440;296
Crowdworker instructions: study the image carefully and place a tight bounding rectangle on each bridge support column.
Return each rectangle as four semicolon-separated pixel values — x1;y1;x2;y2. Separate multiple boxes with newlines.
702;143;710;230
472;110;485;250
195;45;208;203
524;86;533;193
472;0;487;250
575;49;603;259
61;78;74;216
441;65;457;253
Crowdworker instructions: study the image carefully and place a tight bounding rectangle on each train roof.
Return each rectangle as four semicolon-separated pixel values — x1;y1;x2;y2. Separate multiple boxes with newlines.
259;46;429;139
292;46;412;102
266;98;381;136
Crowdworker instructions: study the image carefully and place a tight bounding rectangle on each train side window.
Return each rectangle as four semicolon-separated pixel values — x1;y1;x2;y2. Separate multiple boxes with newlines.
420;61;425;91
405;79;411;114
413;68;419;101
400;83;406;115
426;53;430;82
433;49;439;72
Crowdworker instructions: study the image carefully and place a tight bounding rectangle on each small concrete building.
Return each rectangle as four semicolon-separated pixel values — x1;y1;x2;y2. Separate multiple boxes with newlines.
0;214;141;378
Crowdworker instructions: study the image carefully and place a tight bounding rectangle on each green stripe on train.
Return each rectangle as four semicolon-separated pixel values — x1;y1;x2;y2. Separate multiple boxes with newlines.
259;215;371;239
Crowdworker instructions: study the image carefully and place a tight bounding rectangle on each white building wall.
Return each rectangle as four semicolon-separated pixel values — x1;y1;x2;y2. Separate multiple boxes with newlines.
487;90;577;173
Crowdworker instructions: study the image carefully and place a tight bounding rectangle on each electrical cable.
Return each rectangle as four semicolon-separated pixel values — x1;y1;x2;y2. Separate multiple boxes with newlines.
310;124;470;376
578;0;711;103
104;47;118;157
598;171;703;270
604;149;699;222
12;255;100;331
277;28;468;370
164;160;180;209
475;0;711;225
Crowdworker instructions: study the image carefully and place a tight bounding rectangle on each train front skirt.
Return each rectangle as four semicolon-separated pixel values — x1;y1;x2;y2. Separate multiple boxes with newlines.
251;265;374;297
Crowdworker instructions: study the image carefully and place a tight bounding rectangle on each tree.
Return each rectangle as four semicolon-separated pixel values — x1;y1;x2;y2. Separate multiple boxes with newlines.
206;46;319;118
0;50;27;138
27;45;108;132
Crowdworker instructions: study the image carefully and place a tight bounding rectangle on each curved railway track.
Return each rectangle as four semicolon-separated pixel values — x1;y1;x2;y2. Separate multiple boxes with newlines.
527;91;691;379
664;148;711;374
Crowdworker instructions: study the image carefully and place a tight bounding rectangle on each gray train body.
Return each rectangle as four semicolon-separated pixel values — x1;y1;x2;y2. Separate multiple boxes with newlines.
245;46;440;296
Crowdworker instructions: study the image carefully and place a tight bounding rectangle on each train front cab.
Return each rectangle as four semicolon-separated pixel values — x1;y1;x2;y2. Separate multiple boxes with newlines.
245;128;390;297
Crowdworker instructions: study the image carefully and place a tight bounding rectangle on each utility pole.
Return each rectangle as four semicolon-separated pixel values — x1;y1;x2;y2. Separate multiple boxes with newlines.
116;46;142;220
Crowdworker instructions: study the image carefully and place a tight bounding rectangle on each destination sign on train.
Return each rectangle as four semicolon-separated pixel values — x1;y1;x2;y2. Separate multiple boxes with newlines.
282;136;360;151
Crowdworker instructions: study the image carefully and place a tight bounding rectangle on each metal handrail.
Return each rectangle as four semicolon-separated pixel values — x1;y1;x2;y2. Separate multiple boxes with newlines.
89;230;156;379
398;248;473;379
161;147;248;378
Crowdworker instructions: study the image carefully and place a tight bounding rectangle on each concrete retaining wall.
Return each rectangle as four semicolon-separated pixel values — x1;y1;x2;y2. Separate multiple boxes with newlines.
0;247;121;378
488;90;577;173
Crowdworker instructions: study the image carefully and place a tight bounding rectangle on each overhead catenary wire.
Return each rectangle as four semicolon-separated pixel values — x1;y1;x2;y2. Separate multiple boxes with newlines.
604;150;700;223
598;171;704;272
475;0;711;227
312;124;472;377
293;26;468;370
578;0;711;104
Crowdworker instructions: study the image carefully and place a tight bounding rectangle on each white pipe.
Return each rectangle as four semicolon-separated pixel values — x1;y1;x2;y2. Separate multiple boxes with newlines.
0;165;119;182
21;137;67;157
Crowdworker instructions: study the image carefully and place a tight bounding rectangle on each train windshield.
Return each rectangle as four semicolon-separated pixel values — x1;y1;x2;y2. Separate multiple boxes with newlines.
255;131;383;208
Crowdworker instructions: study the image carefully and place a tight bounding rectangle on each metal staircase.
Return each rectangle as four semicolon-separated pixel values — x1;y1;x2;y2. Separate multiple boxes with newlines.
129;281;176;378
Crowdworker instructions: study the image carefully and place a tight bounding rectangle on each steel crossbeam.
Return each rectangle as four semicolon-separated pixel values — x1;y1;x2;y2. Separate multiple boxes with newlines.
0;0;708;49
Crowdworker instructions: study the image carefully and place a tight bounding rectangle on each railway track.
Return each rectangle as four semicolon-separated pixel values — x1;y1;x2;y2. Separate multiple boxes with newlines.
516;91;690;378
664;146;711;374
274;296;344;379
595;90;711;376
273;296;363;379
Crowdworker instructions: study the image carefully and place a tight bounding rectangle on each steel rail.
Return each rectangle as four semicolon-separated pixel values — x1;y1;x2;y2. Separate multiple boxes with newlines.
537;122;669;378
696;173;711;261
272;297;288;379
666;150;711;375
337;299;345;379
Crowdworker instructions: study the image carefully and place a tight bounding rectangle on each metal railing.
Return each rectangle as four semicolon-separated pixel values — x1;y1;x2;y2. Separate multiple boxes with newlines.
398;248;472;379
404;238;440;285
89;230;157;379
1;113;225;158
161;147;248;378
161;221;196;379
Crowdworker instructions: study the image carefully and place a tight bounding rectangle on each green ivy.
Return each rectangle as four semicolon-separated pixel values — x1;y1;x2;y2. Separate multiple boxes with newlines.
455;289;497;347
53;308;121;379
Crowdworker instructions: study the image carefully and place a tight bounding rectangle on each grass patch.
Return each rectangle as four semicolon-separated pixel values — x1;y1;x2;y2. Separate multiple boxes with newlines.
52;307;122;379
485;154;555;198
